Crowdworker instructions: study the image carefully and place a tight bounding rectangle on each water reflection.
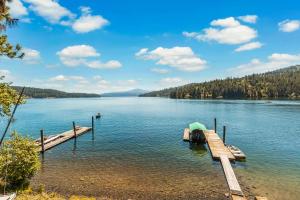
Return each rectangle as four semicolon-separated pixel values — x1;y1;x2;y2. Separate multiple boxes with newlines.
189;142;208;157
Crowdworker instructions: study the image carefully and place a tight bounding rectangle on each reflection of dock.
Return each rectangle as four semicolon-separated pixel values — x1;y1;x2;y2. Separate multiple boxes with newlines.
182;120;266;200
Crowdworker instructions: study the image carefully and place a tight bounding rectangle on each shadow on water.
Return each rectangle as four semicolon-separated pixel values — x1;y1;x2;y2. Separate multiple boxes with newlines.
189;142;208;157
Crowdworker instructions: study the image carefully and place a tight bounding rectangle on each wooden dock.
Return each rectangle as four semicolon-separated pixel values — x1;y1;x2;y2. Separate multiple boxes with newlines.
220;154;245;199
203;130;235;160
183;128;190;141
182;127;247;199
37;126;92;152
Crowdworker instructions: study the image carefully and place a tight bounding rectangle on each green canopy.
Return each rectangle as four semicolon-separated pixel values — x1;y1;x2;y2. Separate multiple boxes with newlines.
189;122;207;132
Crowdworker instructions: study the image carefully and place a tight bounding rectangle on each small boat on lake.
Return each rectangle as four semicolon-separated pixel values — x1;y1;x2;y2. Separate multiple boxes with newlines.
189;122;207;143
95;113;101;119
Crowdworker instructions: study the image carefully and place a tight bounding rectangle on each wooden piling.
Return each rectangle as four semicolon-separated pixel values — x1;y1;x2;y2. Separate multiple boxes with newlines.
223;126;226;144
214;118;217;133
73;121;77;138
92;116;95;140
40;129;45;153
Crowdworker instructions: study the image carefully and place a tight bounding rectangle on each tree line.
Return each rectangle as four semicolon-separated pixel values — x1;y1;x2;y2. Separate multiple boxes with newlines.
141;65;300;99
12;86;101;98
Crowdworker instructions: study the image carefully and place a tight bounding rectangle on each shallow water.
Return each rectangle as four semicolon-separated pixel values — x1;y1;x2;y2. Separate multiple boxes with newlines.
1;98;299;199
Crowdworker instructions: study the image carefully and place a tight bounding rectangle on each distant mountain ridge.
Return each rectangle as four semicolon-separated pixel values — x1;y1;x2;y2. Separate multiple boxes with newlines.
140;65;300;99
101;89;148;97
12;86;101;98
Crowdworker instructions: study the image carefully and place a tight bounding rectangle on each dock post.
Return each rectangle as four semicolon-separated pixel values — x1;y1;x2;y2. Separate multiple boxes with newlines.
40;129;45;153
73;121;77;138
214;118;217;133
92;116;95;140
223;126;226;144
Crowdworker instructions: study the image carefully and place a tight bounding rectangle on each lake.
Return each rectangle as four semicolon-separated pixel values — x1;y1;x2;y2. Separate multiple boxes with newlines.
1;97;299;199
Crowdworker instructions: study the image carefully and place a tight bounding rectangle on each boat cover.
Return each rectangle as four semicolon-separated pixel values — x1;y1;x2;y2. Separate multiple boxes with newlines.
189;122;207;132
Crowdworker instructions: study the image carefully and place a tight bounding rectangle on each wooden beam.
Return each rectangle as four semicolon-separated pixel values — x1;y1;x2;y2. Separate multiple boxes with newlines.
220;154;243;196
183;128;190;141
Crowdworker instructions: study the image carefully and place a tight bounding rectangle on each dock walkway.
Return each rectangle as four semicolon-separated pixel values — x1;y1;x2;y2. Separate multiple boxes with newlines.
203;130;235;160
182;128;246;199
38;127;91;152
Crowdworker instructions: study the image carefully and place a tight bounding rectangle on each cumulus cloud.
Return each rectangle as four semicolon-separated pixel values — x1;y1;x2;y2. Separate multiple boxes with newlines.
211;17;240;27
57;45;122;69
278;20;300;32
135;47;206;72
183;16;258;45
72;6;109;33
23;48;41;64
49;75;85;81
238;15;258;24
7;2;109;33
151;68;169;74
159;77;186;88
235;42;263;52
7;0;28;18
23;0;75;24
230;53;300;76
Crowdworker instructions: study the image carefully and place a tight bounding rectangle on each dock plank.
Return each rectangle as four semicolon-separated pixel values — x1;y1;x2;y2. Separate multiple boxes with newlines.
204;130;235;160
255;197;268;200
220;154;243;196
38;127;92;152
183;128;190;141
232;194;247;200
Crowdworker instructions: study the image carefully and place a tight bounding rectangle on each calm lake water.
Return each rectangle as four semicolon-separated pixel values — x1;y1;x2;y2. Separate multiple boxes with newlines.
1;97;299;199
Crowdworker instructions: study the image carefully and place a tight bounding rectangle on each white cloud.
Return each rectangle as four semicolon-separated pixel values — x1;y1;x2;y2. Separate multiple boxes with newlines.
72;6;109;33
159;77;186;88
50;75;68;81
151;68;169;74
136;46;206;72
235;42;263;52
23;48;41;64
23;74;140;93
7;0;28;18
238;15;258;24
0;69;14;81
135;48;148;57
85;60;121;69
0;69;10;77
57;45;122;69
23;0;75;24
93;75;102;81
278;20;300;32
49;75;85;81
211;17;240;27
183;17;257;45
9;2;109;33
230;53;300;76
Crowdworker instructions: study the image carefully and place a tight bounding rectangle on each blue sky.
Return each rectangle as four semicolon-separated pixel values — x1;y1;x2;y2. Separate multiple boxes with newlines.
1;0;300;93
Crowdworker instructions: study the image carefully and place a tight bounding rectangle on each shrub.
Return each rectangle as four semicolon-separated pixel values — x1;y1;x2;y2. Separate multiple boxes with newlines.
0;131;40;189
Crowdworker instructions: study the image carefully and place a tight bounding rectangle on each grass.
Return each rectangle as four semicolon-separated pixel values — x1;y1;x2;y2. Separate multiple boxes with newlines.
14;187;98;200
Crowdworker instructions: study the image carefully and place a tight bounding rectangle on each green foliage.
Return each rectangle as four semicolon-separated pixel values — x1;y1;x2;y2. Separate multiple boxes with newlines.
0;0;24;59
141;65;300;99
0;79;25;117
0;131;40;188
12;86;101;98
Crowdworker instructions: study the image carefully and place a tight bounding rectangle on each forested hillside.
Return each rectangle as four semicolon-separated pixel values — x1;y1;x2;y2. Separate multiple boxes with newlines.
141;66;300;99
12;86;101;98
